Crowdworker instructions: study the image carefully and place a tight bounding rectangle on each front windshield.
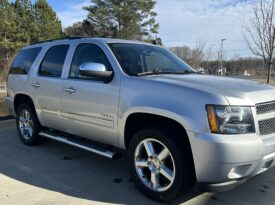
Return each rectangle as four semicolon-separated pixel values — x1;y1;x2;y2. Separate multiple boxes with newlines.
109;43;196;76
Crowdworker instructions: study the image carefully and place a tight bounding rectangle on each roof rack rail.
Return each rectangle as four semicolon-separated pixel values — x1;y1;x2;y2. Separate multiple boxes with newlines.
31;36;88;45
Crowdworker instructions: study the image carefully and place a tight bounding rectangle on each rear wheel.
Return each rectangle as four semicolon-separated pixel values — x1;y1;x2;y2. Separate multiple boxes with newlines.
16;103;44;145
128;127;195;202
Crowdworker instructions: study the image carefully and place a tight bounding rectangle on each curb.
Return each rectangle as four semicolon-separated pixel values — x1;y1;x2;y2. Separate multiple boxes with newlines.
0;115;14;121
0;117;15;127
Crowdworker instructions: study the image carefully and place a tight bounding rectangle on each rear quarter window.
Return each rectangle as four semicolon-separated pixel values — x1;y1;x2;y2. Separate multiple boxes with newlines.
9;47;42;74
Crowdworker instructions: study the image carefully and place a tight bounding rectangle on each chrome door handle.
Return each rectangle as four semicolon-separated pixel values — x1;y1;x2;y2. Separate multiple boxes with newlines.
63;87;76;94
31;82;40;88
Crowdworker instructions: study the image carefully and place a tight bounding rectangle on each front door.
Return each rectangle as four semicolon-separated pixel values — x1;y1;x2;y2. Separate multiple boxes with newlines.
60;43;120;146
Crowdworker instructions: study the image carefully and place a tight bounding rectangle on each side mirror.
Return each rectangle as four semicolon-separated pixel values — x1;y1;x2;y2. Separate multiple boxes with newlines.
79;62;113;83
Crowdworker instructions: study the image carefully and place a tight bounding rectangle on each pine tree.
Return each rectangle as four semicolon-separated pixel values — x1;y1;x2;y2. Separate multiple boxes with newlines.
0;0;27;75
64;20;95;37
32;0;63;43
14;0;34;44
84;0;116;37
82;0;160;40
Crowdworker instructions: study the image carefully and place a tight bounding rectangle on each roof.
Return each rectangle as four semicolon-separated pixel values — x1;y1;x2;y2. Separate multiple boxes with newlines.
29;36;151;46
21;37;156;51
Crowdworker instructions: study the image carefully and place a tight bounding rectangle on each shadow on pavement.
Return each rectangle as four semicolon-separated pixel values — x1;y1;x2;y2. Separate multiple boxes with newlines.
0;124;275;205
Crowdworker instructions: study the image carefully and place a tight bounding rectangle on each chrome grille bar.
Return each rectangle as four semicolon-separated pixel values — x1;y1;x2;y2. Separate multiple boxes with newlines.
256;101;275;115
259;118;275;135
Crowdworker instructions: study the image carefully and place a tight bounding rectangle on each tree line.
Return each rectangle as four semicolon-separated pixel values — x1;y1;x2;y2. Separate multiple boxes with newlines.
0;0;272;82
0;0;161;80
0;0;62;77
170;0;275;82
170;44;266;77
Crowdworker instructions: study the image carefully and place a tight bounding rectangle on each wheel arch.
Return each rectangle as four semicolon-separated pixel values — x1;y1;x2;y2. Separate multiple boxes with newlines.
14;93;36;115
120;108;193;149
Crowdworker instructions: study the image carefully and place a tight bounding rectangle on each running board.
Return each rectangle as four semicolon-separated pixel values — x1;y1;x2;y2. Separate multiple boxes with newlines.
39;131;119;159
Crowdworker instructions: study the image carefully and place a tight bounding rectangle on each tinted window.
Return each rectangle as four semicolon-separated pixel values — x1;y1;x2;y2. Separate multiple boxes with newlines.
39;45;69;77
10;47;42;74
69;43;112;78
109;43;195;76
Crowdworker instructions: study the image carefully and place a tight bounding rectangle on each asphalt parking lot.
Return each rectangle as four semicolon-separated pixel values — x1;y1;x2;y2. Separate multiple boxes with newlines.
0;120;275;205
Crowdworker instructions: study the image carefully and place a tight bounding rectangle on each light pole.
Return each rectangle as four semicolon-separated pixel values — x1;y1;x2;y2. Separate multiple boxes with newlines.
220;39;226;75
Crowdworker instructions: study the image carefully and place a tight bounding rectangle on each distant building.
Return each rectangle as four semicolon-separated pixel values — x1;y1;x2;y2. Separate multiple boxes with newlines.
197;67;206;74
218;67;227;75
244;70;251;76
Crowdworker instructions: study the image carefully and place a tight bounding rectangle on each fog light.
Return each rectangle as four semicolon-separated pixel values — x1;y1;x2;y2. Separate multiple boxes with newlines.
228;164;252;179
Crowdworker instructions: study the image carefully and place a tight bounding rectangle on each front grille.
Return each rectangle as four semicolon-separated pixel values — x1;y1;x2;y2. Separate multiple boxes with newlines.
256;101;275;114
259;118;275;135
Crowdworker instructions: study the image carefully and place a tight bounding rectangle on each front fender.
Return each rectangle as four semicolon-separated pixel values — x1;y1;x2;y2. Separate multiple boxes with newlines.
117;106;193;149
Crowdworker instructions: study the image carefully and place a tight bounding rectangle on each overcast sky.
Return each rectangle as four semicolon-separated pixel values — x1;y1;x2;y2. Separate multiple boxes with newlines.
46;0;255;58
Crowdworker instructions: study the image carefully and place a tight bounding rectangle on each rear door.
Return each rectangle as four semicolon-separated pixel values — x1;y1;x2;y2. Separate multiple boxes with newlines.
60;43;120;146
7;46;42;98
31;44;70;130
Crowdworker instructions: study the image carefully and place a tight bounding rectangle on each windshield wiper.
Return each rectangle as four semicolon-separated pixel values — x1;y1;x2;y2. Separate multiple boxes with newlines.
138;70;197;76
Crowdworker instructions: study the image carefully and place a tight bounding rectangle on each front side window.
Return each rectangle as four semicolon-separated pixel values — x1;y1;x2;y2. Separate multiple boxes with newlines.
39;45;69;77
69;43;112;78
109;43;196;76
10;47;42;74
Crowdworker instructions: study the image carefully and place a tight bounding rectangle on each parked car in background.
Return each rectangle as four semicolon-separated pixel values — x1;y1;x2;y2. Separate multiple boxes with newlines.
5;37;275;202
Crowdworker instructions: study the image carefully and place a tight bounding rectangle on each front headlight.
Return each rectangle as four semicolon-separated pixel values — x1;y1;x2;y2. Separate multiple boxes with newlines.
206;105;255;134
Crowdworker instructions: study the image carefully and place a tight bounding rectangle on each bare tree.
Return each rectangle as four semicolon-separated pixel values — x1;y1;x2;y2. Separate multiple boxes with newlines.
170;41;205;69
243;0;275;83
205;47;214;63
170;46;191;62
191;41;205;69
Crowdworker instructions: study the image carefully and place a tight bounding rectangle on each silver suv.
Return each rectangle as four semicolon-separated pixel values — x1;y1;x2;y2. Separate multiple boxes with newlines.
5;37;275;202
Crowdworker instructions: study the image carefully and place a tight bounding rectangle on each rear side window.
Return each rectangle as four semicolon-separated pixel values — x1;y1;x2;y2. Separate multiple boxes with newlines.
39;45;69;77
9;47;42;74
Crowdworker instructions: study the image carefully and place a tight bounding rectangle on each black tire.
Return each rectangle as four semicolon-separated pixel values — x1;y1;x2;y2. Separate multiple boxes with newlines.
16;103;44;145
128;126;195;202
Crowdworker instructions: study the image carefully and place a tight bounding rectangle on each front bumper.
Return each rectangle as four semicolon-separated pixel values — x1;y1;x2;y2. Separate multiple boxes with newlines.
188;131;275;192
5;96;15;116
198;178;248;192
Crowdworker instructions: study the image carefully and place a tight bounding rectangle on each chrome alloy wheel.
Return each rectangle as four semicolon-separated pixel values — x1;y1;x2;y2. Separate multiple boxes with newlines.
134;138;176;192
19;109;34;140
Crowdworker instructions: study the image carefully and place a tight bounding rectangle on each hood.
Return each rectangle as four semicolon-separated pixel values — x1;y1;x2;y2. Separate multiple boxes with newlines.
143;74;275;105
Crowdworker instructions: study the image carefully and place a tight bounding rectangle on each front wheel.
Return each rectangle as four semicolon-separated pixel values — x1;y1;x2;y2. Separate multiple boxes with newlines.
128;127;195;202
